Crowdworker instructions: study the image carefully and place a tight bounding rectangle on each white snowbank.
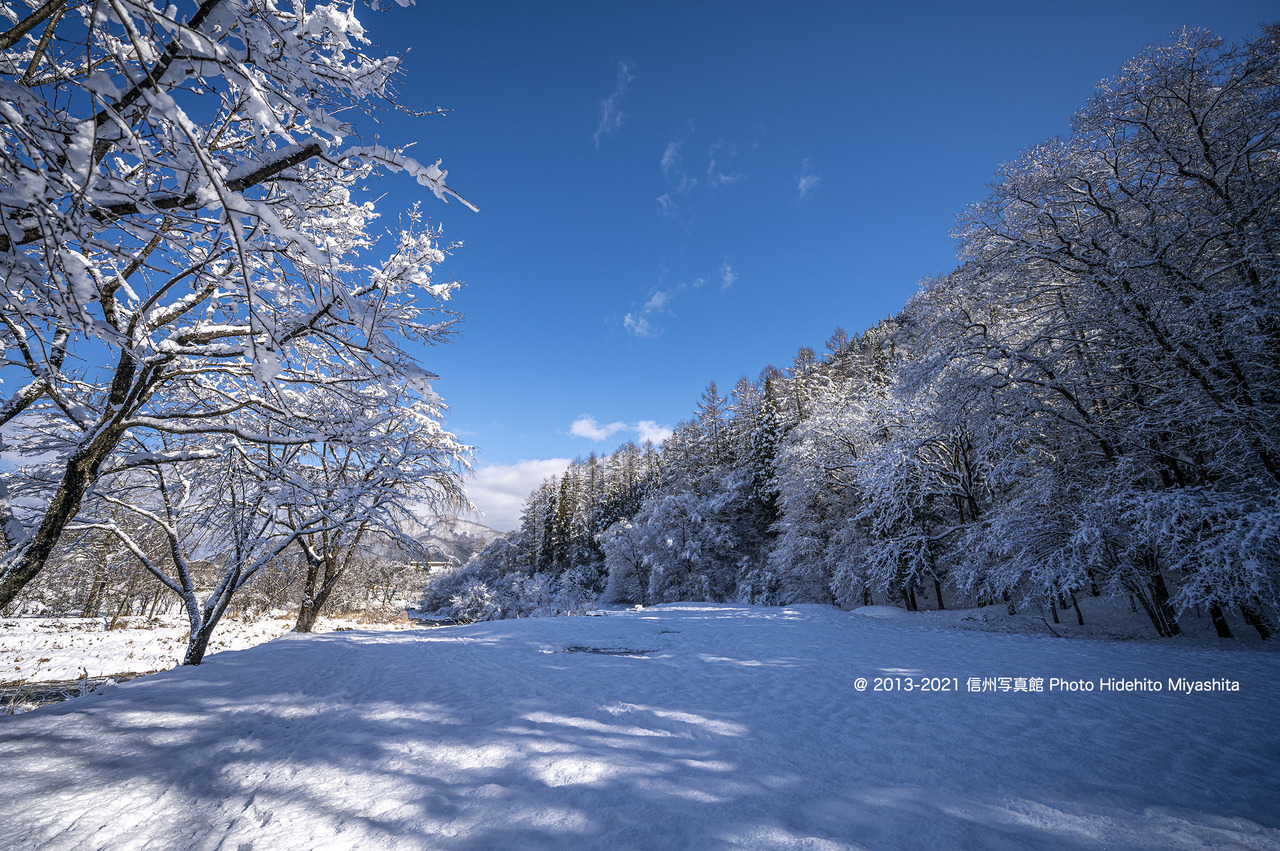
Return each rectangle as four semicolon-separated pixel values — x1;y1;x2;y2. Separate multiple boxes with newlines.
1;604;1277;849
850;605;912;619
0;614;411;683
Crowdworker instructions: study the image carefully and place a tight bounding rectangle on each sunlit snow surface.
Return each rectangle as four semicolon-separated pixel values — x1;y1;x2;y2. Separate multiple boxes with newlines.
1;604;1278;849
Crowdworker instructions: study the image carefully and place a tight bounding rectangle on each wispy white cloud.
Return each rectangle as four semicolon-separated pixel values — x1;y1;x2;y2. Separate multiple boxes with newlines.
464;458;572;532
643;283;685;312
658;133;750;214
623;263;737;337
593;61;634;148
623;312;657;338
719;260;738;291
660;140;681;176
797;157;822;198
570;415;628;441
643;290;672;312
707;167;746;188
656;130;705;216
706;142;746;188
1;417;60;469
571;416;673;447
624;282;681;337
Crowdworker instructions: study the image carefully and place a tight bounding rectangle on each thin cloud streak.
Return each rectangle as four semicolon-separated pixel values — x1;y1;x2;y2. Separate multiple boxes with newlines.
593;61;635;148
797;157;822;198
660;140;681;175
720;261;738;291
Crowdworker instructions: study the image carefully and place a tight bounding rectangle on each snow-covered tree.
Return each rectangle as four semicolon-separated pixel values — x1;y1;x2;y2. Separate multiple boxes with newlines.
0;0;475;608
283;386;469;632
79;442;317;664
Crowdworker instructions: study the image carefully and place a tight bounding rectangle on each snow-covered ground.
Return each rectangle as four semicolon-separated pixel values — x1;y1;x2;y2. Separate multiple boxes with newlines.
1;604;1277;849
0;613;413;688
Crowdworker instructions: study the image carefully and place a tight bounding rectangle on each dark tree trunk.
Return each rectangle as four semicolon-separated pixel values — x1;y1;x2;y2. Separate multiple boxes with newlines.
1131;586;1168;636
81;571;108;619
295;558;324;633
1129;575;1180;638
1070;592;1084;626
105;574;139;629
1239;600;1272;640
0;406;132;610
1208;603;1233;638
933;578;945;610
295;575;342;633
1049;595;1059;624
1149;569;1181;637
182;584;236;666
182;616;224;666
0;449;102;608
295;552;348;633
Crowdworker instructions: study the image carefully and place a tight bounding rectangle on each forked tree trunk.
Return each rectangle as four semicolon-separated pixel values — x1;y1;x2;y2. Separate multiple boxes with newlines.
295;574;343;633
182;579;237;666
294;550;349;633
1129;577;1180;638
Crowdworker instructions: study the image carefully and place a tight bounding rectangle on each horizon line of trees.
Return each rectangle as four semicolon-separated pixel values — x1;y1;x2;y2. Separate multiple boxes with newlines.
428;26;1279;640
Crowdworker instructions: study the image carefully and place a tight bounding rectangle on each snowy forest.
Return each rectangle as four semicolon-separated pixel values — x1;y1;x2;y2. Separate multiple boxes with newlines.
427;27;1280;640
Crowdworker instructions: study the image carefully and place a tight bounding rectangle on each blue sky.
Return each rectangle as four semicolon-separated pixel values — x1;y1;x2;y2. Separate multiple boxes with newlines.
353;1;1276;529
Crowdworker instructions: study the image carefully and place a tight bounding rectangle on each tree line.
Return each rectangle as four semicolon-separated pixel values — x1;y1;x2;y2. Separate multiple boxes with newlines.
432;27;1279;639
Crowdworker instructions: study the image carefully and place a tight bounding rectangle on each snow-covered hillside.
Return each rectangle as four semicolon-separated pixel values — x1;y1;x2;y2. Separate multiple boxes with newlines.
1;604;1277;849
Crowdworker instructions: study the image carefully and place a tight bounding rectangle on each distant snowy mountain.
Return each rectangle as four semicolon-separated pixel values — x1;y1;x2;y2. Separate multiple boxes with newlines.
398;514;503;565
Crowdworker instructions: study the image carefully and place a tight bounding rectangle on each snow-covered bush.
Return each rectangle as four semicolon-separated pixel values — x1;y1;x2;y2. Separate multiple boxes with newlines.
448;579;503;624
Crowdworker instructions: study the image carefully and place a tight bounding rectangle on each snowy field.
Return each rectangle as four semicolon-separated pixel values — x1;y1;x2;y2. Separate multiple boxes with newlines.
1;604;1278;850
0;613;413;687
